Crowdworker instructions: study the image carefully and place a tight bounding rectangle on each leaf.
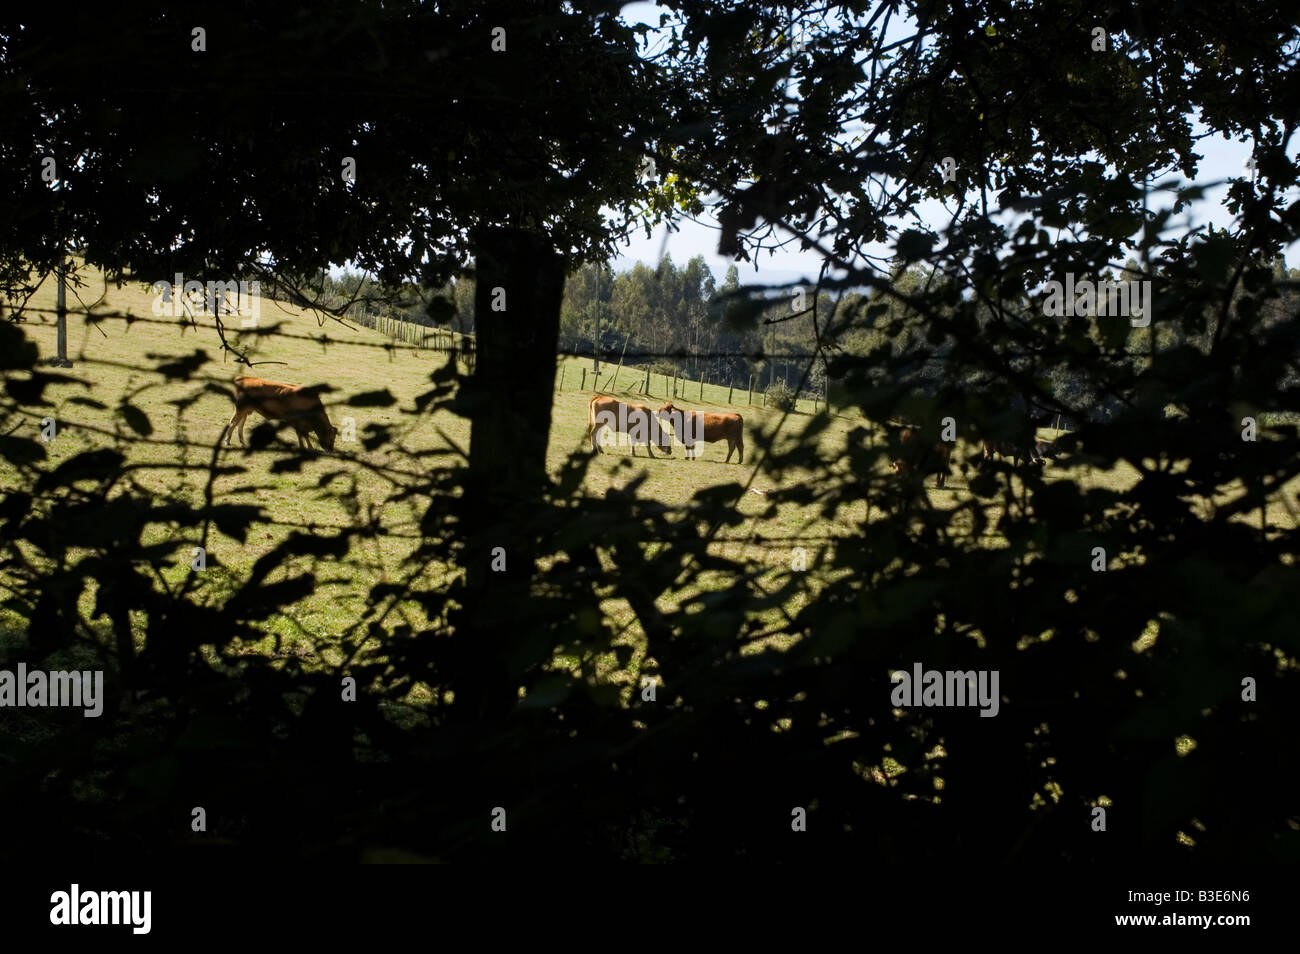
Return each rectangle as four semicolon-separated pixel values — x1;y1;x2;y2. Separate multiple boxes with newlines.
0;322;38;370
431;352;458;383
347;389;397;407
207;504;262;542
425;297;457;324
6;375;49;404
1191;233;1235;284
120;403;153;436
154;349;210;380
895;229;936;262
0;436;46;466
35;449;123;490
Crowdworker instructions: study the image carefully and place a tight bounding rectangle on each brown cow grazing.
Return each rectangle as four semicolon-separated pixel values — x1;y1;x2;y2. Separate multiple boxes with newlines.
891;428;952;488
656;402;744;463
223;376;338;451
588;394;673;457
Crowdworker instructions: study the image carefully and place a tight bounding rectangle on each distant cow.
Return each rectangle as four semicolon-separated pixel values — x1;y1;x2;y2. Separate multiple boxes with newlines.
656;402;744;463
982;437;1040;468
891;428;952;488
588;394;673;457
222;376;337;451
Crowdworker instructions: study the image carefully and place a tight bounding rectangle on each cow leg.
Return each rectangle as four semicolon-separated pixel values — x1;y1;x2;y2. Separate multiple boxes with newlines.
235;408;251;446
223;407;246;446
736;438;743;465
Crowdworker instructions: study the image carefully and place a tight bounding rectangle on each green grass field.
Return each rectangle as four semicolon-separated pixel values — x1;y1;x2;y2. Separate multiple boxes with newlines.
4;265;1294;688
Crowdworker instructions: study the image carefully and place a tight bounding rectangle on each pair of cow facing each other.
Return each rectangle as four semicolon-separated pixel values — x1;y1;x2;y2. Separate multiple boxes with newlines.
890;428;1062;488
981;437;1062;468
587;394;745;464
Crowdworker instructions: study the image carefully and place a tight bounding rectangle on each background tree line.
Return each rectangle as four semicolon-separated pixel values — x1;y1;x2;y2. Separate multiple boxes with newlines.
313;247;1300;425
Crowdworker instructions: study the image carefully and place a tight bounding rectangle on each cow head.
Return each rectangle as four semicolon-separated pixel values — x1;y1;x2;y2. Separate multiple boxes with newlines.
317;420;338;451
653;402;680;453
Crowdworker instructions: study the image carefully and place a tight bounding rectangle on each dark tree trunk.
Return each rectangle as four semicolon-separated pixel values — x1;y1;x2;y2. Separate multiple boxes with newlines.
448;226;566;722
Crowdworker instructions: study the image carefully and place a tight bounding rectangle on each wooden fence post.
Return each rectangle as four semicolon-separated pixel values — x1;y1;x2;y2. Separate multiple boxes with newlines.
700;374;705;401
55;256;68;366
727;383;734;404
558;367;565;391
602;337;628;392
581;368;587;390
748;374;754;405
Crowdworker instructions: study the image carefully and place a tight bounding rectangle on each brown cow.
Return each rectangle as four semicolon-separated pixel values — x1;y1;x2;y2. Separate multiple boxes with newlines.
891;428;952;488
588;394;673;457
222;376;337;451
656;402;744;463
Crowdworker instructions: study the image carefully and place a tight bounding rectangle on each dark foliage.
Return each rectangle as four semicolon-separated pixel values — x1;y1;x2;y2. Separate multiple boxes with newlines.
1;0;1297;864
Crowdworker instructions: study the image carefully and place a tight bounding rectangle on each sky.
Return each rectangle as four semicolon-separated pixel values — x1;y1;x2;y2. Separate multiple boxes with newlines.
610;1;1298;288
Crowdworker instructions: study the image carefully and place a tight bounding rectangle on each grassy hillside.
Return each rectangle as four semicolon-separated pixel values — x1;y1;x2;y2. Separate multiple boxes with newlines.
4;265;1292;685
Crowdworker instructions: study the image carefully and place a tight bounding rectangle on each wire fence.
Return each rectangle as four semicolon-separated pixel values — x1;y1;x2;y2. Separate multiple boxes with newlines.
11;300;834;414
